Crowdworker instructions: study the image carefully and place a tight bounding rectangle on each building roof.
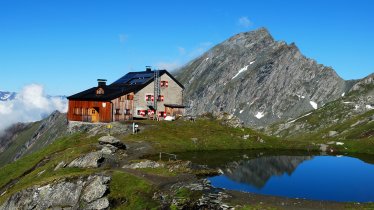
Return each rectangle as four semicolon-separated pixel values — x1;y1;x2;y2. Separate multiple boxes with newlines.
164;104;186;108
67;69;184;101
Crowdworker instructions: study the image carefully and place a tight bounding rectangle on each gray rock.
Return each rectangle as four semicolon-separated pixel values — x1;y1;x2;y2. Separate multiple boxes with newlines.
85;197;109;210
54;161;67;171
328;131;338;137
1;180;84;209
98;136;126;149
123;160;164;169
82;176;111;203
175;28;353;127
68;151;104;168
0;175;111;210
100;146;115;155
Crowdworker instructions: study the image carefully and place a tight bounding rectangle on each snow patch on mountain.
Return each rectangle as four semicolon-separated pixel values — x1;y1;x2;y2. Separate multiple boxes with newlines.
255;112;264;119
309;101;318;109
232;65;249;80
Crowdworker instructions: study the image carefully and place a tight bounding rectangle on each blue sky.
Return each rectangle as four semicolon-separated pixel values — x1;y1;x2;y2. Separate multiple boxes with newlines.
0;0;373;95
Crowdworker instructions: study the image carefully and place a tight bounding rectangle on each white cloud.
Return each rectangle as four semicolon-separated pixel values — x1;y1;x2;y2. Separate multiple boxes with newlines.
0;84;68;134
238;16;253;28
119;34;128;43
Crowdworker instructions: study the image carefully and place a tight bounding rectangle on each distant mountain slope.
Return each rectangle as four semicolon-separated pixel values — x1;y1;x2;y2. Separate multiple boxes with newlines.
0;111;68;167
175;28;355;127
266;73;374;141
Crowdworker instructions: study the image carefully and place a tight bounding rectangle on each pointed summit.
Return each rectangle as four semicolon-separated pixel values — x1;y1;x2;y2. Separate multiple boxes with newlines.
175;29;353;127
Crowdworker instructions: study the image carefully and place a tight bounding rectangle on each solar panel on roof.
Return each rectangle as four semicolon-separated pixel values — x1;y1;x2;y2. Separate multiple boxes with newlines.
113;73;136;84
112;72;154;84
129;78;151;84
133;73;153;78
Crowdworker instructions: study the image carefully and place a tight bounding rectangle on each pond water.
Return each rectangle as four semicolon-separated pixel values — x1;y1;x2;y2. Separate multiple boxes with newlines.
176;150;374;202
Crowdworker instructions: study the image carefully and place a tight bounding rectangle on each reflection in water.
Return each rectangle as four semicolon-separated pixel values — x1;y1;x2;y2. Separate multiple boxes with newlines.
222;156;312;188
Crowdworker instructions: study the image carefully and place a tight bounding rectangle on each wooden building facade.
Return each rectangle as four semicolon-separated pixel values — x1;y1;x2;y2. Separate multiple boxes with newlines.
67;68;185;123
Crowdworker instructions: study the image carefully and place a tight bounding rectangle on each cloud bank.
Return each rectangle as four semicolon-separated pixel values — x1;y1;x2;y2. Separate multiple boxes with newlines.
0;84;68;133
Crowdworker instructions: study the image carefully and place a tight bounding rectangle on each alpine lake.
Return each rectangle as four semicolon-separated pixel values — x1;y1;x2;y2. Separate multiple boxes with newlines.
172;149;374;202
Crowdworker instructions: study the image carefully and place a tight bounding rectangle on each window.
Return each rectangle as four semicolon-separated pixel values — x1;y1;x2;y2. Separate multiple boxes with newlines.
96;88;104;95
125;109;131;115
145;94;154;101
157;95;164;102
127;95;134;100
82;108;88;116
161;81;168;87
158;111;166;118
115;109;121;115
73;108;82;115
92;109;96;114
148;110;155;115
137;110;147;116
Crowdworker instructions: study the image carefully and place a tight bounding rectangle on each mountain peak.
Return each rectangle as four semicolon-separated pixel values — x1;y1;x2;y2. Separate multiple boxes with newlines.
225;27;274;46
176;29;349;127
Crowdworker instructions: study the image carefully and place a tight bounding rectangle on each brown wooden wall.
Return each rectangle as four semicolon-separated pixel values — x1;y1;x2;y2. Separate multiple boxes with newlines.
67;100;112;123
111;93;135;121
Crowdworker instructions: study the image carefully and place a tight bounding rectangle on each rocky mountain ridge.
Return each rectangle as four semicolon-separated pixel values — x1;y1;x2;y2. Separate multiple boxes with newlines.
266;73;374;140
0;111;68;167
176;28;356;127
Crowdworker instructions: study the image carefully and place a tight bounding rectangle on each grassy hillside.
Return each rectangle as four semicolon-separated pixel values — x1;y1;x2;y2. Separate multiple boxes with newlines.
265;77;374;154
0;121;41;167
0;111;68;167
0;118;374;209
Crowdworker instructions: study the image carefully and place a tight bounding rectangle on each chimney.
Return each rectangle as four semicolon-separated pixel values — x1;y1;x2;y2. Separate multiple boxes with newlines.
146;66;152;72
97;79;107;87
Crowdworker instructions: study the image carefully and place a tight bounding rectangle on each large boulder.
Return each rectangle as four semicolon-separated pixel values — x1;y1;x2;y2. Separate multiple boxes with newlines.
68;151;104;168
0;175;111;210
98;136;126;149
82;176;111;203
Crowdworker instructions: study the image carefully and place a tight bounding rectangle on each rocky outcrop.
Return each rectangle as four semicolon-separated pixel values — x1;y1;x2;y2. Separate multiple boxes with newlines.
267;73;374;138
0;175;111;210
98;136;126;149
175;28;353;127
68;121;131;136
216;112;244;128
68;151;105;168
123;160;164;169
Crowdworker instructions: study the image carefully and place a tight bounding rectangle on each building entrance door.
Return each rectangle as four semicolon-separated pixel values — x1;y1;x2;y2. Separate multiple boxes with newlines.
90;107;100;123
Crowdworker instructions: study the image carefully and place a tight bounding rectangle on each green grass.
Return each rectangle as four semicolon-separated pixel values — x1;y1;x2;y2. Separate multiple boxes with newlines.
1;113;373;208
122;119;313;154
108;170;158;210
0;133;100;203
0;121;41;167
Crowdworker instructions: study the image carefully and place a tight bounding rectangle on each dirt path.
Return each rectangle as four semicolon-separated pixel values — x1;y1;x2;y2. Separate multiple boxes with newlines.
120;167;196;189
